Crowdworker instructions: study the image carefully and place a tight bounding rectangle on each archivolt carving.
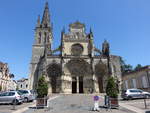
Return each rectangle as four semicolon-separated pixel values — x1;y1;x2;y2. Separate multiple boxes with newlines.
47;63;61;77
95;61;108;77
66;59;91;76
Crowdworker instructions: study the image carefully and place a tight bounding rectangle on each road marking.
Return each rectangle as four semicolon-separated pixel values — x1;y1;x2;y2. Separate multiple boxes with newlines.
119;103;145;113
12;95;60;113
48;95;59;101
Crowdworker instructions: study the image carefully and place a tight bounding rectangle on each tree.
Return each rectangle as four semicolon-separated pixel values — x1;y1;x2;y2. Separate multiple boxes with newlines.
36;76;48;98
106;77;119;98
120;57;133;73
9;74;15;78
134;64;142;71
16;85;19;90
124;64;133;72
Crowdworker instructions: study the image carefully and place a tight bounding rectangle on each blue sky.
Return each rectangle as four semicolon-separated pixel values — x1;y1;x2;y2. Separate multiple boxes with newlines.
0;0;150;80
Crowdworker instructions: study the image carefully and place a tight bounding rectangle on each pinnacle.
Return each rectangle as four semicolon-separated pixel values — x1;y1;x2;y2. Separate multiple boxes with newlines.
41;2;51;27
45;2;49;9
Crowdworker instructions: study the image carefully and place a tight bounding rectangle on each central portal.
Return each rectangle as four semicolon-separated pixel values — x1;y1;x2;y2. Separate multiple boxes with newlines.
66;59;92;94
72;77;83;93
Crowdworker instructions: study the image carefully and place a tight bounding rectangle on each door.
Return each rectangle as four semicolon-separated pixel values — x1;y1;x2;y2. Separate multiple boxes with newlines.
79;77;83;93
0;92;9;103
72;77;77;93
98;77;103;93
51;77;57;93
7;92;15;103
0;93;4;103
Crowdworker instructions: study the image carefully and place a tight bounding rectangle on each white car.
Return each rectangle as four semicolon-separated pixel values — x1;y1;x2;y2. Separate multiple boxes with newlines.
121;89;150;100
18;90;35;102
0;91;23;104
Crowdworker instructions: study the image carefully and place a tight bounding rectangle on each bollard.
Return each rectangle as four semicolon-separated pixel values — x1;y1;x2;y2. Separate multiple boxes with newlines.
104;95;110;108
144;98;147;109
12;97;16;110
105;95;108;106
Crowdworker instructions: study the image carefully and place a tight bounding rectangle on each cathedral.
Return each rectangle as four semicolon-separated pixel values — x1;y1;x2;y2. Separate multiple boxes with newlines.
29;2;122;94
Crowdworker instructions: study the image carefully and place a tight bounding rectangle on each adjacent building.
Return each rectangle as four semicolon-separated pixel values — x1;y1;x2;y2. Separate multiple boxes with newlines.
29;2;122;94
0;62;12;91
17;78;29;90
8;80;17;91
122;65;150;92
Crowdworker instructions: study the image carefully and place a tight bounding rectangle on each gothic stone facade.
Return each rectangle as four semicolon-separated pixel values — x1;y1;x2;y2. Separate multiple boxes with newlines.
29;2;122;94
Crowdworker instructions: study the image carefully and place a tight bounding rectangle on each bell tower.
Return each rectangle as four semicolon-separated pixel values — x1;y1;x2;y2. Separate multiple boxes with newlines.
29;2;53;89
34;2;53;50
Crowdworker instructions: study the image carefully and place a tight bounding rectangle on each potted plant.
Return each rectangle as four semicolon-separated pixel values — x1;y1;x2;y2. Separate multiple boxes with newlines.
106;76;119;108
36;75;48;108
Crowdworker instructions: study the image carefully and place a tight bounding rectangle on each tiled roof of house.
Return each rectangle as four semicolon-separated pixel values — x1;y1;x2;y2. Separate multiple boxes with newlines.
122;65;150;76
17;78;28;82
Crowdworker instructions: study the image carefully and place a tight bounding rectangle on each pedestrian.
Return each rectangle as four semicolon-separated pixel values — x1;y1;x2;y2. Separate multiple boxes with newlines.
93;95;100;111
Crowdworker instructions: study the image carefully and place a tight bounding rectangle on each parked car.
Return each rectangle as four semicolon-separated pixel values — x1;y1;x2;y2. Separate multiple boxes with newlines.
0;91;23;104
121;89;150;100
18;90;35;102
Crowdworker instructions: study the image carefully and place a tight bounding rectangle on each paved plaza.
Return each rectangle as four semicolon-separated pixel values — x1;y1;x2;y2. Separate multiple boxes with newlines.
0;102;35;113
120;98;150;113
22;94;133;113
2;95;150;113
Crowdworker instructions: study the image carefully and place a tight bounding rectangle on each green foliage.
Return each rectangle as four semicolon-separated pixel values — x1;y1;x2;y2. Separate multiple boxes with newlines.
134;64;142;71
9;74;15;78
106;76;119;98
120;57;133;73
36;75;48;98
0;85;2;91
16;85;19;90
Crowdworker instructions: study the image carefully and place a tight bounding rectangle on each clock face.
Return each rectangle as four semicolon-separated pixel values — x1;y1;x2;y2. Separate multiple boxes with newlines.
71;44;83;56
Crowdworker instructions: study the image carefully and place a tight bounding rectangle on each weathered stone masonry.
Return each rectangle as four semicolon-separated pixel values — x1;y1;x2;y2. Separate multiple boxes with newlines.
29;2;122;94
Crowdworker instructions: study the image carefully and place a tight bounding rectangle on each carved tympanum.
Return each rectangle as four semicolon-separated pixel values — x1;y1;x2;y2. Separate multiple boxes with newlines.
71;44;83;56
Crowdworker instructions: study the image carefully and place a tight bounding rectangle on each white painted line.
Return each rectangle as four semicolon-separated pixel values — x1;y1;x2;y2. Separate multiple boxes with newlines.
48;95;59;101
12;96;60;113
11;103;35;113
46;95;60;108
119;103;145;113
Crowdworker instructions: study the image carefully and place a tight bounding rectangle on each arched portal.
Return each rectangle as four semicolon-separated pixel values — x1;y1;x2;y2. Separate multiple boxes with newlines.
47;63;61;93
66;59;92;93
95;61;108;93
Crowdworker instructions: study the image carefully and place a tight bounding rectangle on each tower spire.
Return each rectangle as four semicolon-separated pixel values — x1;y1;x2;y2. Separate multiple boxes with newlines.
90;27;93;37
41;2;51;27
36;15;41;27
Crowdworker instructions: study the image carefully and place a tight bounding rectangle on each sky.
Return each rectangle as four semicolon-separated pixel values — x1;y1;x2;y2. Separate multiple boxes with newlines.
0;0;150;80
